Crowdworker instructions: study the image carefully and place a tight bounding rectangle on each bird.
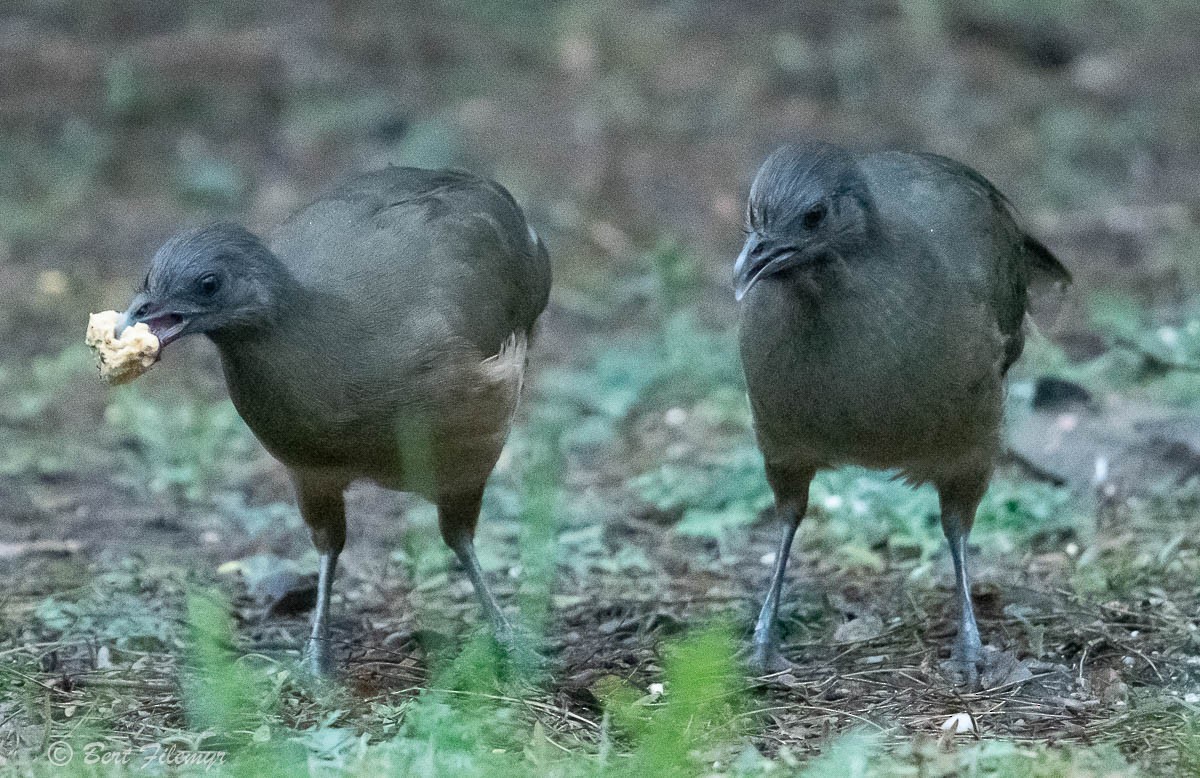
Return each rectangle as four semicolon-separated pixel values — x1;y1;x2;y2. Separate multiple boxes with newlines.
115;167;551;674
732;141;1069;685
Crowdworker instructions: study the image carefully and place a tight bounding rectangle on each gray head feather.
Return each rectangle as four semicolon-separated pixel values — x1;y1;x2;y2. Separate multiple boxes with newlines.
143;222;295;336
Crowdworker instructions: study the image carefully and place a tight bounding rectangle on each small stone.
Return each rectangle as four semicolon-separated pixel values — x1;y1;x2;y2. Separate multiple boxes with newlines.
941;712;975;734
664;407;688;427
833;613;884;643
37;270;69;296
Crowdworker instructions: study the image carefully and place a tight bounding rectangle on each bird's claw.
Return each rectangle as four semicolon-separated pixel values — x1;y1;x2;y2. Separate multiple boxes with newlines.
943;653;982;690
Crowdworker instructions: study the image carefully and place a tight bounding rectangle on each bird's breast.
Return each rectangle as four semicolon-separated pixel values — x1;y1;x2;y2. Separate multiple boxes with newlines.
218;342;373;469
739;278;1005;475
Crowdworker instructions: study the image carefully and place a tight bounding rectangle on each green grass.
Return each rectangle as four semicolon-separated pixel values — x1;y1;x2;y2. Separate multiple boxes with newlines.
1024;291;1200;407
3;390;1174;772
0;345;99;477
25;555;1159;778
13;598;1149;776
5;0;1200;771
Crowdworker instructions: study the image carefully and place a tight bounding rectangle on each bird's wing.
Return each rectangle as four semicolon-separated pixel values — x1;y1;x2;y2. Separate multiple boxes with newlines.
870;152;1069;374
906;153;1070;284
271;167;551;358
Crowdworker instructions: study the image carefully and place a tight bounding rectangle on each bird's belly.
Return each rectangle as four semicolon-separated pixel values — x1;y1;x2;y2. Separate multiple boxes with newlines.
738;240;1013;483
231;389;389;472
748;353;1002;478
235;395;496;498
221;349;515;499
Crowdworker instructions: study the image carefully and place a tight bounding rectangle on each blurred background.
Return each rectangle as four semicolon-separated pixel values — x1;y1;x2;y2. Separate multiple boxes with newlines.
4;0;1200;772
5;0;1199;344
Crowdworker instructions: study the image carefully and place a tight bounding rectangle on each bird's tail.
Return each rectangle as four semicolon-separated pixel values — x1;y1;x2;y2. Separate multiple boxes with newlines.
1023;235;1071;286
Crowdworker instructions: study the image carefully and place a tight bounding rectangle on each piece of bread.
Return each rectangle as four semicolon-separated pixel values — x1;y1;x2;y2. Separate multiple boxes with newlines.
85;310;160;385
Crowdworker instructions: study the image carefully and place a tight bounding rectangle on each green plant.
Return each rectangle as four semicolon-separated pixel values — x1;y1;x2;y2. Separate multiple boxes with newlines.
648;239;703;316
184;590;273;737
104;388;257;504
0;345;94;426
600;623;745;776
631;444;773;541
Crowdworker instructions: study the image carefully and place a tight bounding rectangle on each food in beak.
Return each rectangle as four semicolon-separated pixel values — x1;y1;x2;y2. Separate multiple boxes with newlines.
85;310;161;385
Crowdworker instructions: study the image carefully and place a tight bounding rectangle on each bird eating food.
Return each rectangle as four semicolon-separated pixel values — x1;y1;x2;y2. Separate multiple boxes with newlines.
109;167;551;674
85;310;161;384
734;141;1069;686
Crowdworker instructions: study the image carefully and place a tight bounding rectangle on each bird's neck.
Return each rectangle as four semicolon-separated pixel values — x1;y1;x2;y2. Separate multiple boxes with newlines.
208;278;355;371
206;283;338;437
205;269;308;351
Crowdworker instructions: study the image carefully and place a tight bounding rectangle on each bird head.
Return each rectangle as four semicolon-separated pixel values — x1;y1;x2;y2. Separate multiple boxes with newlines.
117;223;289;349
734;142;875;301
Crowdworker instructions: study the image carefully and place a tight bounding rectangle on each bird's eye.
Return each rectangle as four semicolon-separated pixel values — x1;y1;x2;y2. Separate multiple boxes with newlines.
801;203;827;230
197;274;221;296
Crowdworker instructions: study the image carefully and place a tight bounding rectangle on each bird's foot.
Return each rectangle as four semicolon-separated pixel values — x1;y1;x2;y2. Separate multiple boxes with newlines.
303;636;335;677
941;645;1034;690
491;622;548;676
976;646;1034;689
941;650;982;690
741;642;799;679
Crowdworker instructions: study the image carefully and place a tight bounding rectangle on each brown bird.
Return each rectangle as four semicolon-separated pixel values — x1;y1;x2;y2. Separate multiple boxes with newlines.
117;167;551;673
733;142;1069;685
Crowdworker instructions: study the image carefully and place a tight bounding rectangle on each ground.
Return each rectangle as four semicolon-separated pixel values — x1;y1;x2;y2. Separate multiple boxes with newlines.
3;1;1200;775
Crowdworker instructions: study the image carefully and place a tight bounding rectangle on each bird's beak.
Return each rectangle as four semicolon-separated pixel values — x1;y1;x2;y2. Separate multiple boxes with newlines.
117;293;190;348
733;232;799;302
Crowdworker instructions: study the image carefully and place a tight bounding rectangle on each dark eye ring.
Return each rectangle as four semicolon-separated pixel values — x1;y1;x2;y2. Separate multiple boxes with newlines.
801;203;827;230
197;273;221;296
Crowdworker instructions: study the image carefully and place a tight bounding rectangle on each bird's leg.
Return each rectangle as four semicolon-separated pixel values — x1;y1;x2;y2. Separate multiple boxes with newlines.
937;477;987;688
749;505;802;674
294;477;347;676
748;466;812;676
437;489;515;645
943;513;981;683
308;549;340;675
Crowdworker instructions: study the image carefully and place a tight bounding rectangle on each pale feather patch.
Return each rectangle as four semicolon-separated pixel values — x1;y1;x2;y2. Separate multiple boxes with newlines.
481;331;528;423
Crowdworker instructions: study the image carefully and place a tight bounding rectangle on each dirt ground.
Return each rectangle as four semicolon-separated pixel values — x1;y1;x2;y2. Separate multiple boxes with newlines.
4;0;1200;774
